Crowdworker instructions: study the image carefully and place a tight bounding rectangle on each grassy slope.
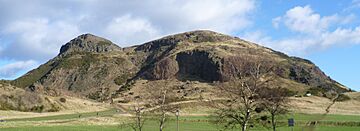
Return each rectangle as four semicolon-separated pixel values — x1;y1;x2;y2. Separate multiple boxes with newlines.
11;62;53;88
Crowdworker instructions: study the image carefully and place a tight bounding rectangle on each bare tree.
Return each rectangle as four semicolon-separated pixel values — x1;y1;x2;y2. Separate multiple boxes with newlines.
258;87;290;131
211;57;274;131
129;101;147;131
118;96;147;131
143;80;180;131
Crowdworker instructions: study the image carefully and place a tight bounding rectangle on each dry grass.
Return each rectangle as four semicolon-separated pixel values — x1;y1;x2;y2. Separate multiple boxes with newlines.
345;92;360;100
117;79;360;116
0;96;111;119
0;116;123;128
290;96;360;115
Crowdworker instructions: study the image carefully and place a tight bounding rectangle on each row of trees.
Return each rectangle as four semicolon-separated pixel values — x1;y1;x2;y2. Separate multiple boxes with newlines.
122;57;290;131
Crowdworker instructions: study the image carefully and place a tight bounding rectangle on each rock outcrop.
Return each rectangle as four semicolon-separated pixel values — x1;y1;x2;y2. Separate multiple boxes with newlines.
59;33;121;56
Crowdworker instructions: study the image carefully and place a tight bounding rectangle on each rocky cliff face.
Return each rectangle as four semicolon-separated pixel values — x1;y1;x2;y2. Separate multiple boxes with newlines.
12;30;350;101
176;50;221;81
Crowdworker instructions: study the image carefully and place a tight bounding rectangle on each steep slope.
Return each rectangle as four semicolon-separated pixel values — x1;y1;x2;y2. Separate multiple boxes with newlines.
11;30;350;102
12;34;138;101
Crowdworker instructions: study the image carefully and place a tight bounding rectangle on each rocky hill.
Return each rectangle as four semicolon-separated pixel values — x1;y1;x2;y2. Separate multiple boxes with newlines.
10;30;350;102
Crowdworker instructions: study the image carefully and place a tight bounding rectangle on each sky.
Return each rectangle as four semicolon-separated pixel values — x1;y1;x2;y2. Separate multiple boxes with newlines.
0;0;359;90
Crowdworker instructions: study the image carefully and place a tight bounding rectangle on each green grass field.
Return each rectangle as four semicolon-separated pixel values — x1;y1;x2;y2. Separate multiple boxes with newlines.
2;122;360;131
1;110;360;131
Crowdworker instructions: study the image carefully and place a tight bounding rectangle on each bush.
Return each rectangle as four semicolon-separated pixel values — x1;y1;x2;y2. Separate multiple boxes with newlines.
30;105;44;113
281;88;298;96
335;94;351;102
260;115;268;121
114;73;130;86
307;87;326;96
59;98;66;103
118;99;130;103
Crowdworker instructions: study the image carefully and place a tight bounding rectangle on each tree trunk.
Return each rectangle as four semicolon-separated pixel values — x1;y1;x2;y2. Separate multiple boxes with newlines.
160;113;166;131
134;107;143;131
159;91;167;131
241;123;247;131
241;109;250;131
271;113;276;131
137;113;142;131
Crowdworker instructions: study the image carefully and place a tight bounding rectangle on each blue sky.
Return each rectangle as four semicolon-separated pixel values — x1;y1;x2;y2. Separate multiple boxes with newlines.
0;0;359;90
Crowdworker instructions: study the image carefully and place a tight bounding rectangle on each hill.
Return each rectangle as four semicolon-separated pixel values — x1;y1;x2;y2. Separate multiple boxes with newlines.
9;30;350;103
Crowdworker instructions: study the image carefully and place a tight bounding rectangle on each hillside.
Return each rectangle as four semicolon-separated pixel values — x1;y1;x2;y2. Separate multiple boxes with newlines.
10;30;350;103
0;80;60;112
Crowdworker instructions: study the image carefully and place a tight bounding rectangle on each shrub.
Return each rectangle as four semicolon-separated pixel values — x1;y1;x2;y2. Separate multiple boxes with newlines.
114;73;130;86
281;88;298;96
60;98;66;103
260;115;268;121
307;87;326;96
118;99;130;103
97;41;112;46
30;105;44;113
47;102;61;112
335;94;351;102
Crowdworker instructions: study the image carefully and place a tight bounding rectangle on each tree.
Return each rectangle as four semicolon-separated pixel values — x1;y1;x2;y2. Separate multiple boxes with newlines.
258;87;290;131
127;100;147;131
210;57;274;131
143;80;180;131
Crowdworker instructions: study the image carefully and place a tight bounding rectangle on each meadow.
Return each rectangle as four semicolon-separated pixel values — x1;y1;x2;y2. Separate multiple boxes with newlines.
1;109;360;131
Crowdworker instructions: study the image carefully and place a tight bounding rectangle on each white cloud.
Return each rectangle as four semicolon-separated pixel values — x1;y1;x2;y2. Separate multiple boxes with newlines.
246;27;360;56
0;60;39;79
98;0;256;42
320;27;360;46
0;0;256;79
256;5;360;56
243;31;321;55
104;14;160;45
276;6;334;34
173;0;255;33
1;18;80;60
0;0;256;58
273;5;356;35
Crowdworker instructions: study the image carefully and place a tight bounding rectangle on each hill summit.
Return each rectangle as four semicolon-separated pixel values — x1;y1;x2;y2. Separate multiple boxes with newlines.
11;30;350;101
59;33;121;56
